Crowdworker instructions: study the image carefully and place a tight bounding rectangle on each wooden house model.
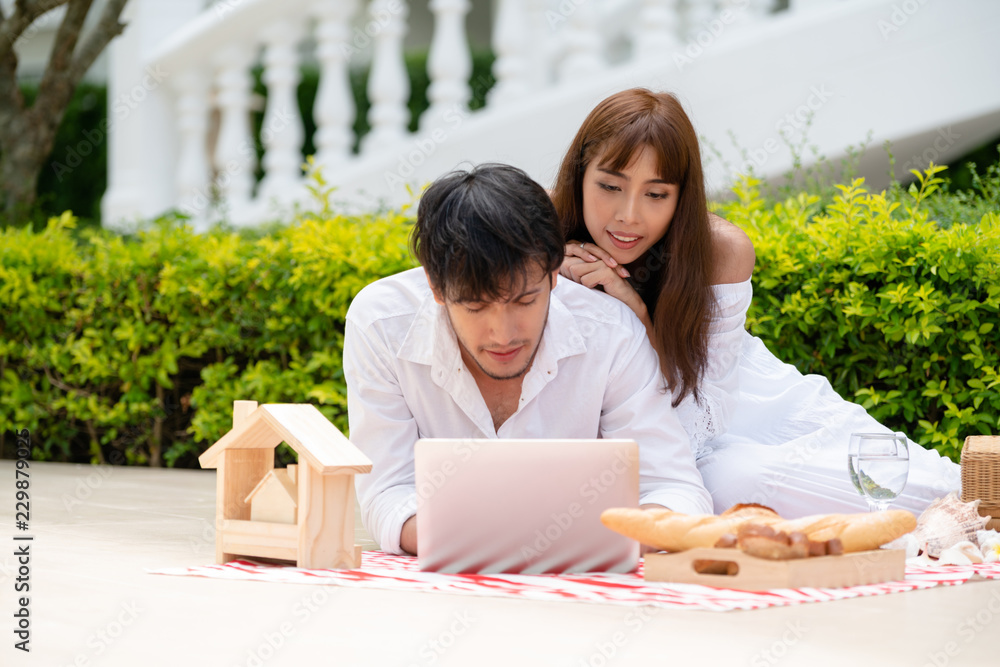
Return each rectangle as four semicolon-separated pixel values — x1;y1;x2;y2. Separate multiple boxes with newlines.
199;400;372;569
246;465;298;524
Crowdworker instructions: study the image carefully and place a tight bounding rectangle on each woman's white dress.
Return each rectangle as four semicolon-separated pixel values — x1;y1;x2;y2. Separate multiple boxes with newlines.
676;277;961;518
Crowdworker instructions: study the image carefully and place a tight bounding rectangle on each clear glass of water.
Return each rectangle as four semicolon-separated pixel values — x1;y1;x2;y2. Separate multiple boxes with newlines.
848;432;910;512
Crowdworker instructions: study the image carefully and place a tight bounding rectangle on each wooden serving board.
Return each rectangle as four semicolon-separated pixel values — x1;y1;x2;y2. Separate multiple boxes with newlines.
643;548;905;591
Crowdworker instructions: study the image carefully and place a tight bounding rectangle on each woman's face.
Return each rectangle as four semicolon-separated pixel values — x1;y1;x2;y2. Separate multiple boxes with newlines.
581;146;680;267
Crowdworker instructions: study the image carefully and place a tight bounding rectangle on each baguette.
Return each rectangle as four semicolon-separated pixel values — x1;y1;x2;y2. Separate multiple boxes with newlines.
600;506;782;552
768;510;917;553
600;506;916;555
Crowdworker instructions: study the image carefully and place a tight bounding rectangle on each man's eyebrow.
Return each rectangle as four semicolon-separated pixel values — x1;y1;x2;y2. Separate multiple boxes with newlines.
512;287;542;300
596;166;670;185
455;287;542;304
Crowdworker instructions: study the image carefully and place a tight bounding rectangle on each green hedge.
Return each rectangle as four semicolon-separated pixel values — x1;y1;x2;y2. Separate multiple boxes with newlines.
714;165;1000;461
2;163;998;466
0;175;417;466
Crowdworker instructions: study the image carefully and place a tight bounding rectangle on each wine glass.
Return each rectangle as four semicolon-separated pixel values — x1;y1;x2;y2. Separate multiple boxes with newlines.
848;432;909;512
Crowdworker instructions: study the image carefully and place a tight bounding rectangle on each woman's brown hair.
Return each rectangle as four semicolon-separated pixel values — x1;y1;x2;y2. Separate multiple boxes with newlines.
551;88;714;406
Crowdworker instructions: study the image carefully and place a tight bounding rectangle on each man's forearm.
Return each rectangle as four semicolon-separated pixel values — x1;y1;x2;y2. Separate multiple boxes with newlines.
400;515;418;555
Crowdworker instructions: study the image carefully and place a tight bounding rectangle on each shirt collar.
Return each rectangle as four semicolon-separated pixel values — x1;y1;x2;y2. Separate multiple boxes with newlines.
396;286;587;375
396;292;461;379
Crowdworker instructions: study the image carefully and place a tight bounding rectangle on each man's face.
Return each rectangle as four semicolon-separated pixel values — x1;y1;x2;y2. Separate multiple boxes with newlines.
434;266;558;381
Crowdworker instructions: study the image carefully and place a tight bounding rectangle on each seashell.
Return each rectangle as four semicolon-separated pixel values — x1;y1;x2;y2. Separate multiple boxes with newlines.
883;533;920;559
910;492;992;558
936;541;984;566
907;553;936;566
976;529;999;545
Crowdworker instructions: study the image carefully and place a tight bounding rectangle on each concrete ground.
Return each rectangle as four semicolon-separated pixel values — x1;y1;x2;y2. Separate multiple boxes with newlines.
1;460;998;666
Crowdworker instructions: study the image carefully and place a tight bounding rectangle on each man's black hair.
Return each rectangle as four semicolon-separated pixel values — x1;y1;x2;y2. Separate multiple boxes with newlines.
412;163;563;302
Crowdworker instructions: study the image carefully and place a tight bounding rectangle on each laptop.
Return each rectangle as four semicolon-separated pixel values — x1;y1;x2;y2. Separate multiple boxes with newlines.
415;438;639;574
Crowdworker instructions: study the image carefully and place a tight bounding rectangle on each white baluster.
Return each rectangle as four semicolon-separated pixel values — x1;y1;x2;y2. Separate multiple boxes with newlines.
314;0;359;169
633;0;681;61
362;0;410;152
683;0;716;40
747;0;777;20
258;19;306;205
557;1;605;82
788;0;826;12
523;0;551;92
173;69;211;225
488;0;530;105
213;45;256;219
717;0;761;30
422;0;471;131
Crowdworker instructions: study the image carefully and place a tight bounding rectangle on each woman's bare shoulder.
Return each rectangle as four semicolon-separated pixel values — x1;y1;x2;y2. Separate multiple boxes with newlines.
708;212;755;284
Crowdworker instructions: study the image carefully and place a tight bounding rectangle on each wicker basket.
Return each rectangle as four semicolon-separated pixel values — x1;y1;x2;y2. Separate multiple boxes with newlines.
980;502;1000;531
960;436;1000;529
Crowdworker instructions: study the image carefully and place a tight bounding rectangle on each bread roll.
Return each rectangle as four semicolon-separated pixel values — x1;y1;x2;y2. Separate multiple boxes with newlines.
720;503;781;519
735;524;844;560
737;526;810;560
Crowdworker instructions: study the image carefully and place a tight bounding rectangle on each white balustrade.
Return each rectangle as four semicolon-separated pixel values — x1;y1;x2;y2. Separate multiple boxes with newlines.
313;0;360;168
557;1;605;82
213;44;257;219
489;0;531;105
422;0;471;131
362;0;411;152
108;0;859;229
633;0;681;61
173;70;212;221
258;19;307;205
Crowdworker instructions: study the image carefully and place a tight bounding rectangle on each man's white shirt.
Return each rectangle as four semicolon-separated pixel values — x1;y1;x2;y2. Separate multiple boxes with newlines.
344;267;712;554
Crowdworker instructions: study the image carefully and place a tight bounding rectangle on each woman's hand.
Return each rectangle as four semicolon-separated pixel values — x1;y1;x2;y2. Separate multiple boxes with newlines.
561;240;632;301
561;241;652;335
561;240;629;280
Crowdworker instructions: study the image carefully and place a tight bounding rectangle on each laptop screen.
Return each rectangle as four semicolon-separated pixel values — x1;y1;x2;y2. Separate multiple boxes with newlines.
415;438;639;574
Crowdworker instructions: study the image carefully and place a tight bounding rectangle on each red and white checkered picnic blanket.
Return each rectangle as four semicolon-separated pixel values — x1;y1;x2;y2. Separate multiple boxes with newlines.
150;552;1000;612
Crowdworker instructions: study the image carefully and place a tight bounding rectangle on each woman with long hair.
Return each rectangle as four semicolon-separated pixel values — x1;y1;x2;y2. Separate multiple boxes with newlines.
552;88;959;517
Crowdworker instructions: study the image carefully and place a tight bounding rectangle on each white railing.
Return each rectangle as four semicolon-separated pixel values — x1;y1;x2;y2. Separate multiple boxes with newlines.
105;0;783;228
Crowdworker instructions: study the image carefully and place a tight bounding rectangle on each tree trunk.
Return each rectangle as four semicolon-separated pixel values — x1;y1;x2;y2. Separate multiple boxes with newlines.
0;119;47;223
151;382;165;467
0;0;129;224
